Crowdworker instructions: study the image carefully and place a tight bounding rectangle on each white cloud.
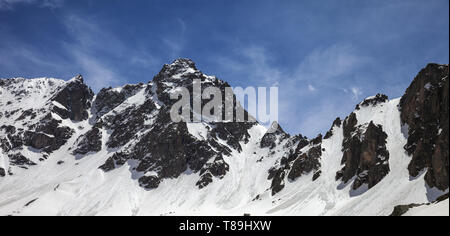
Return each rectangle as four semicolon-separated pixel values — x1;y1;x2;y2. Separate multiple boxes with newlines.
70;50;120;92
217;46;283;87
213;43;373;136
293;44;371;85
0;0;63;10
162;18;187;60
61;14;159;91
351;87;363;100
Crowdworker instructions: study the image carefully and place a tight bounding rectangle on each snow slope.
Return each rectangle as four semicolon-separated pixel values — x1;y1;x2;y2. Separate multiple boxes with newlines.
0;90;446;216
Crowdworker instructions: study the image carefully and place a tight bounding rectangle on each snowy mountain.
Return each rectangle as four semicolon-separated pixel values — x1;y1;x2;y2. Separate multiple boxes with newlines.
0;59;448;216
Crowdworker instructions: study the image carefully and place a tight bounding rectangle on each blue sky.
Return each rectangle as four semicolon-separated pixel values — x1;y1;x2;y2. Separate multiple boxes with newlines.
0;0;448;137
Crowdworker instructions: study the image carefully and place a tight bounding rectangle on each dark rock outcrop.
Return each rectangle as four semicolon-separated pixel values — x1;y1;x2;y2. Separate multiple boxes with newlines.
260;122;290;149
197;156;230;189
51;75;94;121
210;122;255;152
324;117;342;139
139;175;161;189
400;63;449;191
268;168;286;196
389;203;424;216
267;134;321;195
0;167;5;177
97;59;259;190
355;94;388;110
93;84;144;118
336;116;390;190
73;127;102;155
390;193;449;216
287;135;322;182
25;114;74;153
8;153;36;167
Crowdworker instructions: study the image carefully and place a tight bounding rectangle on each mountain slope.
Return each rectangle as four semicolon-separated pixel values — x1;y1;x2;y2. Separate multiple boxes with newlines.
0;60;448;216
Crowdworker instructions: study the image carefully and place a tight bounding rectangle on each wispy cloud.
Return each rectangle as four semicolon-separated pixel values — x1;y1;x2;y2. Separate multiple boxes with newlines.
216;46;283;87
61;14;160;91
0;27;71;78
351;87;362;100
213;43;374;136
70;50;120;92
293;44;372;85
308;84;316;92
0;0;63;10
162;18;187;60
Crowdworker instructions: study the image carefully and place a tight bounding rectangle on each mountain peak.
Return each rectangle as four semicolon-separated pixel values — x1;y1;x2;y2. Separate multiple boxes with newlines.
155;58;199;80
171;58;196;68
67;74;84;84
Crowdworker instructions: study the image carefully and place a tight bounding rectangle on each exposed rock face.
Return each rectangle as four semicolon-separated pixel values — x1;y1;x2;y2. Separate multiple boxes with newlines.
390;193;449;216
268;132;320;195
400;64;449;191
355;94;388;110
268;168;286;196
73;126;102;155
336;114;390;190
389;203;425;216
93;84;143;118
261;121;290;149
8;153;36;168
97;59;255;189
324;117;342;139
0;168;5;177
25;114;74;153
288;135;322;181
51;75;94;121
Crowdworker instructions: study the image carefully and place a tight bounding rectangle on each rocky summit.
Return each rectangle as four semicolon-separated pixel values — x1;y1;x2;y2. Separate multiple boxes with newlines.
0;60;448;216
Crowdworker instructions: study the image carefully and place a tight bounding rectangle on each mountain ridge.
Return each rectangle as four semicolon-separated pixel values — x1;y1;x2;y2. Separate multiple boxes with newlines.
0;60;448;215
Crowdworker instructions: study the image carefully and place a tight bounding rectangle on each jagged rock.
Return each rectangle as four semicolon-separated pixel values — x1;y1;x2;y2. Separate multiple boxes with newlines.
355;94;388;110
389;203;424;216
312;170;321;181
287;135;322;182
261;121;290;149
197;156;230;189
16;109;37;121
27;132;54;150
105;99;156;148
8;153;36;167
267;134;320;195
51;75;94;121
324;117;342;139
268;168;286;196
390;193;449;216
93;83;144;118
337;120;390;190
310;134;322;145
139;175;161;189
98;156;116;172
210;122;256;152
73;127;102;155
343;112;358;138
400;63;449;191
24;115;74;153
96;59;261;189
